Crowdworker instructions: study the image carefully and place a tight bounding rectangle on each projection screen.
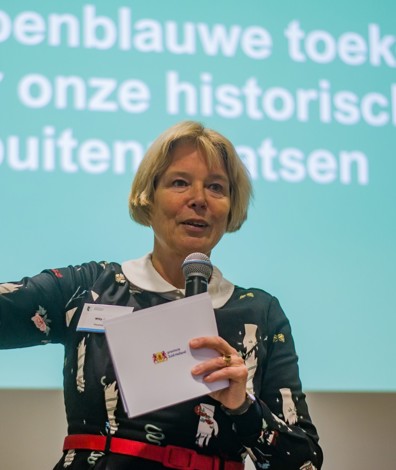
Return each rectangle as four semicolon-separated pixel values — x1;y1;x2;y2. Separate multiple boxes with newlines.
1;1;395;391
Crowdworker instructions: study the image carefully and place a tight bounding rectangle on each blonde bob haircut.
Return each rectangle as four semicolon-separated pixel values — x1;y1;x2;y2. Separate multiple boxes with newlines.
129;121;252;233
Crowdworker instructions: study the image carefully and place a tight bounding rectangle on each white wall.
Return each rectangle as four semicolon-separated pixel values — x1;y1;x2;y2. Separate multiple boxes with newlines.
0;391;395;469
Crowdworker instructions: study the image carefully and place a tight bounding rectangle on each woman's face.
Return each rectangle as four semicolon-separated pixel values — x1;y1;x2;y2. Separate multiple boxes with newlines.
150;143;231;263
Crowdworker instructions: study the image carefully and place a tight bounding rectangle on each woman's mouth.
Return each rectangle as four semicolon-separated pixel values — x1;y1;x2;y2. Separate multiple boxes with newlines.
182;220;209;229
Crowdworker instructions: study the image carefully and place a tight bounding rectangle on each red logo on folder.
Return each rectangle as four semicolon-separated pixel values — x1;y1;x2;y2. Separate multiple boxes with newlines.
152;351;168;364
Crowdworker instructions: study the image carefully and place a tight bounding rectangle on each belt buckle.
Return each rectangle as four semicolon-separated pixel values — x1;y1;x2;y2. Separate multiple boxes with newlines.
162;445;197;469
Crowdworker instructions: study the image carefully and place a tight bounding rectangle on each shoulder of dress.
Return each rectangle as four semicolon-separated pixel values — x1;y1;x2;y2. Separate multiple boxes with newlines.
232;285;274;301
95;261;122;272
72;261;123;283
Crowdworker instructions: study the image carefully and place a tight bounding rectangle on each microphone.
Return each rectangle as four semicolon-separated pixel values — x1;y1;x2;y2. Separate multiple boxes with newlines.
182;252;213;297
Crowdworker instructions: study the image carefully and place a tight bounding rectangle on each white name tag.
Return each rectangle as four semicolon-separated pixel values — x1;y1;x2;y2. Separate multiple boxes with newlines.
77;303;134;333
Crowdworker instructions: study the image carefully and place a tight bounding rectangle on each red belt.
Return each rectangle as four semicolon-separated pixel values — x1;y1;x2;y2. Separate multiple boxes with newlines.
63;434;244;470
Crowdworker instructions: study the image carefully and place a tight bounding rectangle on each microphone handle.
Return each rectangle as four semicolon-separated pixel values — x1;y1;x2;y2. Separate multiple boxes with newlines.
185;275;208;297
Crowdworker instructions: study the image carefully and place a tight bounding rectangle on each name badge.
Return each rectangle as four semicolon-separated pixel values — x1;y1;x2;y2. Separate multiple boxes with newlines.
77;303;134;333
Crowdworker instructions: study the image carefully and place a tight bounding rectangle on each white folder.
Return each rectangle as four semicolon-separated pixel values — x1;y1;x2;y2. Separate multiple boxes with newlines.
104;292;229;417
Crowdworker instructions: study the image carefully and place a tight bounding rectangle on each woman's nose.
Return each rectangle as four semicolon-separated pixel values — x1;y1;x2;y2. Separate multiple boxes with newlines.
188;185;207;209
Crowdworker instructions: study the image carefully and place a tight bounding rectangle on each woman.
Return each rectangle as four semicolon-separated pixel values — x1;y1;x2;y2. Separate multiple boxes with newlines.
0;121;323;469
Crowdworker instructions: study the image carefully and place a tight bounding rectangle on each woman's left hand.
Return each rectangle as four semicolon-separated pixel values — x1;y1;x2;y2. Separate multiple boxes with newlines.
189;336;248;410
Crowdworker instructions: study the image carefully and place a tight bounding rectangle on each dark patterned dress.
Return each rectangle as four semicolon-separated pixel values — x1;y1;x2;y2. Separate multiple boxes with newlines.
0;259;323;469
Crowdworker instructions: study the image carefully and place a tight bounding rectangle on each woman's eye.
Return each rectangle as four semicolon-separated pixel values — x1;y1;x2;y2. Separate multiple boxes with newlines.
208;183;224;193
172;179;188;187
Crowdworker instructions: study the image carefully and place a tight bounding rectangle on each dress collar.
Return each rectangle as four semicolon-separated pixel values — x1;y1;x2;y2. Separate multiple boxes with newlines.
121;254;234;308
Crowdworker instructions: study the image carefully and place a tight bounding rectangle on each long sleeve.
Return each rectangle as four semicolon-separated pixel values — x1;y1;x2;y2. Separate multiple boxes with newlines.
0;262;105;349
218;291;323;469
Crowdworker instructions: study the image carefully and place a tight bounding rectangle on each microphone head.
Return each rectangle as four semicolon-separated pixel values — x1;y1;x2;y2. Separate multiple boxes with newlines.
182;252;213;281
